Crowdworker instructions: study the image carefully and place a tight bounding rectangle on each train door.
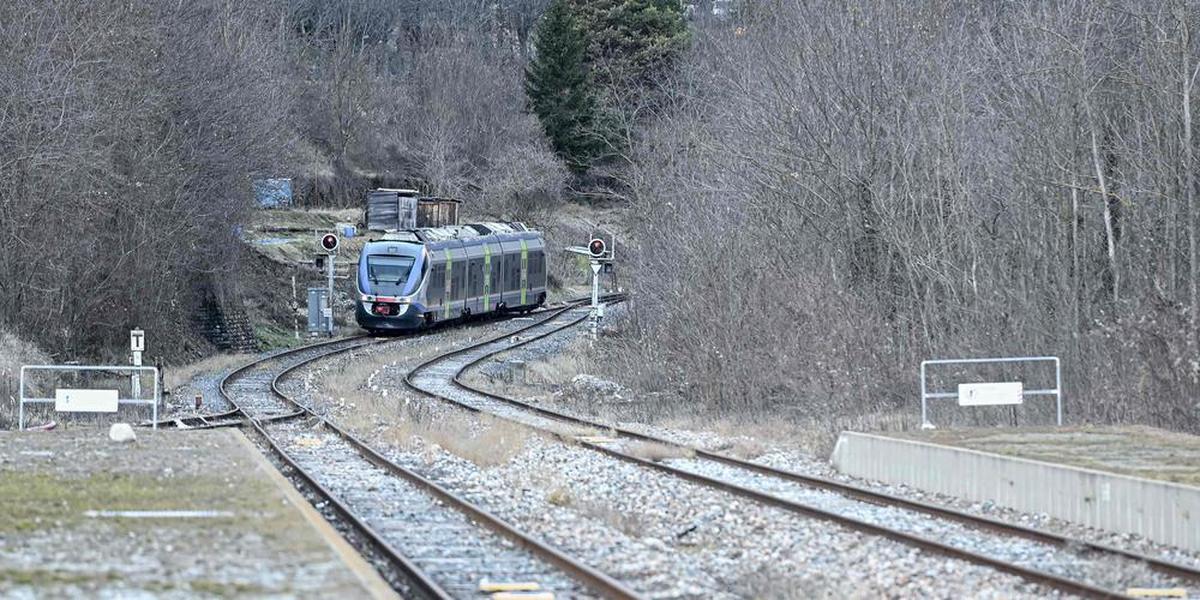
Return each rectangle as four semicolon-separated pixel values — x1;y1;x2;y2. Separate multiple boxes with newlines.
497;237;520;309
448;243;467;319
481;239;499;313
426;244;446;320
435;243;458;321
491;242;503;311
524;235;547;302
464;242;484;315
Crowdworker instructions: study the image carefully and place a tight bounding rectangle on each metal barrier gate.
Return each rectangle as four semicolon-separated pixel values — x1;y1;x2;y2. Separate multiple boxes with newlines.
19;364;160;430
920;356;1062;428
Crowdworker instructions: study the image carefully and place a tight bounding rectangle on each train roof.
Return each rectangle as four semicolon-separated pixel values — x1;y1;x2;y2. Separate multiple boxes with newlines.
370;222;534;244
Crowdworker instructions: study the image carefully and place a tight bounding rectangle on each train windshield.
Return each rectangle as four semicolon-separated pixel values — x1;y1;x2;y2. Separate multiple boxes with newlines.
366;255;415;294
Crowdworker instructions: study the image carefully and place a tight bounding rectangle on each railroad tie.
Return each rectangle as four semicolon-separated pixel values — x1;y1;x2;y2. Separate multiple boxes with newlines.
1126;589;1188;598
479;581;541;593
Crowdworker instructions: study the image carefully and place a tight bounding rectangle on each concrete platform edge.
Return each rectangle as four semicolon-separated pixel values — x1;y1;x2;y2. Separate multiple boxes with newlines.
830;431;1200;552
230;429;400;599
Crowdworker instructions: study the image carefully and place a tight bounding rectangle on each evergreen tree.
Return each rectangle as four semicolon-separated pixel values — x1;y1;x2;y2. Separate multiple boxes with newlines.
570;0;690;88
524;0;602;172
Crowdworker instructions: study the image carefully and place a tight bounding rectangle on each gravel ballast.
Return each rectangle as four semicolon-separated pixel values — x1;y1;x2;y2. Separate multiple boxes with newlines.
287;310;1058;598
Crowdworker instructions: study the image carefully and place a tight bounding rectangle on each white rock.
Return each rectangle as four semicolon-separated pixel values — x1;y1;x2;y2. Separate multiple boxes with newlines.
109;423;136;443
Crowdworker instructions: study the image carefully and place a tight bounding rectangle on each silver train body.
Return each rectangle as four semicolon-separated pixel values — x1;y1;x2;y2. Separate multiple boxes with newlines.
355;222;548;332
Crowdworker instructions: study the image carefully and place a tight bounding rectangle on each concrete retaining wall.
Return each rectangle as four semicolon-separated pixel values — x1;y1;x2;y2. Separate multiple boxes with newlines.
830;431;1200;552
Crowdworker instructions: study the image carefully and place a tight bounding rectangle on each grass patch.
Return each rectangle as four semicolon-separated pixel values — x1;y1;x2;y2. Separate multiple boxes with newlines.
311;337;536;467
0;470;248;533
255;324;304;350
893;425;1200;486
188;579;270;595
164;353;252;391
0;431;364;597
379;412;531;468
247;208;359;232
546;486;573;506
0;567;119;587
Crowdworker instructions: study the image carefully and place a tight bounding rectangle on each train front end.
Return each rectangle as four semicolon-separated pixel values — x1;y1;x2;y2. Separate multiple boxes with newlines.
356;241;428;331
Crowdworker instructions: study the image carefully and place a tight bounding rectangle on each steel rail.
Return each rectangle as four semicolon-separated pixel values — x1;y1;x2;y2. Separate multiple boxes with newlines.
214;299;640;600
149;294;605;429
145;334;372;429
264;302;640;600
217;337;449;600
448;316;1200;586
403;301;1194;600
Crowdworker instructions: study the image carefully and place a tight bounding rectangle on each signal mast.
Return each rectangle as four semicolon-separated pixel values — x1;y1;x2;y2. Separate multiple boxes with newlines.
567;232;615;339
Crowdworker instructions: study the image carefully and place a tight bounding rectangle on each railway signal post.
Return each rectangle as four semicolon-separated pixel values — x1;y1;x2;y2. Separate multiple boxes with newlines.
319;233;339;336
566;233;616;339
130;329;144;399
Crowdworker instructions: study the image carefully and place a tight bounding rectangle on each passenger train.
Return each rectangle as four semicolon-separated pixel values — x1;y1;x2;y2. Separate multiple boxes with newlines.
355;222;548;332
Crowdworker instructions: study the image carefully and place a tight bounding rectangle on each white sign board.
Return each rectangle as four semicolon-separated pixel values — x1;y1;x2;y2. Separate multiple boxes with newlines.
130;329;145;353
958;382;1023;406
591;262;602;275
55;389;119;413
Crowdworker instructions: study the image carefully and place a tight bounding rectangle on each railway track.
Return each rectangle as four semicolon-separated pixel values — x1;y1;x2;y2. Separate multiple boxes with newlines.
404;301;1200;600
147;336;373;430
147;295;621;430
213;302;639;599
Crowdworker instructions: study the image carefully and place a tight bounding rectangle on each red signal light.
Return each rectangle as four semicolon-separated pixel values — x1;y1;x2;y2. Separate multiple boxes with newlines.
588;238;606;258
320;233;339;253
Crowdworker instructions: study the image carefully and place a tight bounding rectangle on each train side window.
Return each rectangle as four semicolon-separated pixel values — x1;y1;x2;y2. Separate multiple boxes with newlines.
470;258;482;297
492;253;502;294
454;261;465;300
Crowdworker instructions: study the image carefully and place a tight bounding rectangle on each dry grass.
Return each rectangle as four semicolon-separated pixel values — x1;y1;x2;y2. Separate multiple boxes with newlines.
392;414;531;468
573;499;652;538
165;353;252;391
247;207;360;232
711;437;767;460
467;342;904;462
546;485;573;506
331;385;532;468
646;409;917;460
308;345;533;468
0;330;50;428
523;343;587;385
459;375;551;404
621;440;695;462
